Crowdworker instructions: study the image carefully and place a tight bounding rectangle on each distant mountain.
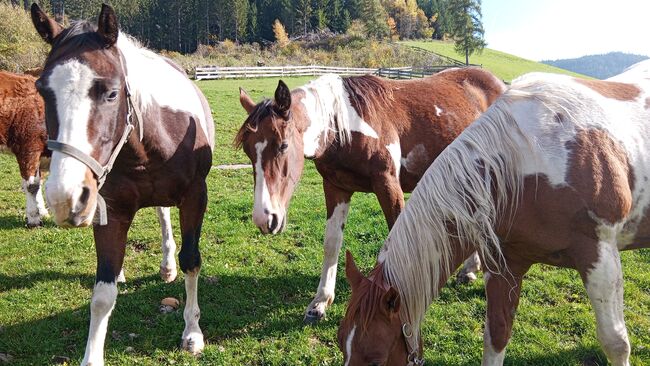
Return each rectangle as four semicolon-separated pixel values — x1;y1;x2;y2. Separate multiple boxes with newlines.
542;52;649;79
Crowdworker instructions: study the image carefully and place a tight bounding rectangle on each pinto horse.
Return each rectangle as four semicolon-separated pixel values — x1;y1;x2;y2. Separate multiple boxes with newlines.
237;69;505;322
31;4;214;365
338;63;650;366
0;70;49;227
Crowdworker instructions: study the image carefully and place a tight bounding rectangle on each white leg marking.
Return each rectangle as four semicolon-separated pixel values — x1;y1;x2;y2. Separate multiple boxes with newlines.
585;242;630;366
182;270;204;354
482;316;506;366
386;142;401;179
306;202;350;319
344;324;357;366
82;281;118;366
116;268;126;283
458;251;482;283
156;207;177;282
22;175;47;226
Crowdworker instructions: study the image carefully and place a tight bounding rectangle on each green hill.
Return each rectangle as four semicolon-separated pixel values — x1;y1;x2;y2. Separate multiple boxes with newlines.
403;40;589;82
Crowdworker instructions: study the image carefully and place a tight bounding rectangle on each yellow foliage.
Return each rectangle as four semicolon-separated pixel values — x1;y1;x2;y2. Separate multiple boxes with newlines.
273;19;290;48
0;3;49;72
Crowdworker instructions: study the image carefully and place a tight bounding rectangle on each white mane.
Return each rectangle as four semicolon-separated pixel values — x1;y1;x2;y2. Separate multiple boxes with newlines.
299;74;354;146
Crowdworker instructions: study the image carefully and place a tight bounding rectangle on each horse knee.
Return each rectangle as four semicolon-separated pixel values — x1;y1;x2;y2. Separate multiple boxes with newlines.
90;282;117;315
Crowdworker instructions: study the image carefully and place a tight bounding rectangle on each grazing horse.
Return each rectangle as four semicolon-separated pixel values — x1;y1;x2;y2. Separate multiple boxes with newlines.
337;64;650;366
31;4;214;365
0;70;49;227
237;69;505;322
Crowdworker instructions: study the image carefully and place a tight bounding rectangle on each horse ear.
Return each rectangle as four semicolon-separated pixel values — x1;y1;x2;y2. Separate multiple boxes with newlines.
97;3;119;48
345;250;364;290
240;87;256;115
274;80;291;117
383;287;401;315
31;3;62;45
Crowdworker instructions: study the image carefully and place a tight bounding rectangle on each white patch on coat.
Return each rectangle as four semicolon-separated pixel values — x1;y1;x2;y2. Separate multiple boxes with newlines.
344;324;357;366
45;60;95;213
299;74;379;157
22;175;48;225
309;202;350;316
156;206;177;282
386;142;401;178
435;105;443;116
482;316;506;366
400;144;427;174
583;240;631;365
117;34;211;147
82;281;118;366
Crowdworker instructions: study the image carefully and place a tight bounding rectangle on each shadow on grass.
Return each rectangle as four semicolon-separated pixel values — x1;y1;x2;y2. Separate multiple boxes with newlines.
0;271;325;365
0;214;57;230
430;346;612;366
0;270;95;292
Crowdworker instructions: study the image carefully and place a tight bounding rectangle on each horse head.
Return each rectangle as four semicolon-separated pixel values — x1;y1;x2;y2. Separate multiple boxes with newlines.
32;4;131;227
236;81;306;234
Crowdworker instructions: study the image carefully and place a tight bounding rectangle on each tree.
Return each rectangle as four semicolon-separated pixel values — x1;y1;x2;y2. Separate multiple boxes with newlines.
294;0;312;36
446;0;486;65
273;19;290;47
360;0;389;39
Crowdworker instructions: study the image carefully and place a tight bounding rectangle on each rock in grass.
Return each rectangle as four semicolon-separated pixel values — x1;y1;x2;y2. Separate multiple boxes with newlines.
159;297;180;313
51;355;70;364
0;353;14;363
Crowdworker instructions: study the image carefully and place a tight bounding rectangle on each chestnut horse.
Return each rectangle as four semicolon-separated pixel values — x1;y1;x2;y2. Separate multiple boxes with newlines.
32;4;214;365
237;69;505;322
0;70;49;227
338;64;650;365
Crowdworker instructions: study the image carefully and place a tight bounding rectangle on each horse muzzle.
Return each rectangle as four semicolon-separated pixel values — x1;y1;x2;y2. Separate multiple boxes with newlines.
253;208;287;235
46;169;98;228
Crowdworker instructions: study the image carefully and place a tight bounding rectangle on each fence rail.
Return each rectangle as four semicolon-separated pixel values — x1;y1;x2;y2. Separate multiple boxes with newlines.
195;65;378;80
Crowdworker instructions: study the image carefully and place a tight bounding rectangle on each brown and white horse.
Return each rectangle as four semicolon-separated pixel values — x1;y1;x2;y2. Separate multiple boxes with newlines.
0;70;49;227
338;63;650;366
237;69;505;322
31;4;214;365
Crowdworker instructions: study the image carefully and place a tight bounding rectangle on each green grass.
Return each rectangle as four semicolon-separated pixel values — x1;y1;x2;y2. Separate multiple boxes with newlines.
402;40;589;82
0;78;649;365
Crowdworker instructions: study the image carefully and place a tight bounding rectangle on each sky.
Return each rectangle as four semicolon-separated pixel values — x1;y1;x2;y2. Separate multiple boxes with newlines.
482;0;650;61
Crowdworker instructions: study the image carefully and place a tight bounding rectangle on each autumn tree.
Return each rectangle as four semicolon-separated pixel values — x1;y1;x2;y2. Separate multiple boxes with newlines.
273;19;290;47
446;0;486;64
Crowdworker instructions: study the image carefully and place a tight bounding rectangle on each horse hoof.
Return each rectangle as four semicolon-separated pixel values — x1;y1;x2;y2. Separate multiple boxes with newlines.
25;220;43;229
456;272;477;285
160;266;177;283
304;310;324;325
182;334;205;355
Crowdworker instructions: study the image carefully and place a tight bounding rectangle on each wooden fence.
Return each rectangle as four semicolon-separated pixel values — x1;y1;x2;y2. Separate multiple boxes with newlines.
195;65;377;80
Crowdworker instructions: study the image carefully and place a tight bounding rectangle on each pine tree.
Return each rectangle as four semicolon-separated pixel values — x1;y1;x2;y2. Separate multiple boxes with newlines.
446;0;486;64
360;0;389;39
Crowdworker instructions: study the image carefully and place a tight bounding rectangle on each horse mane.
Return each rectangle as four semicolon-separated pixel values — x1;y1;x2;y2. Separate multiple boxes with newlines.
234;99;275;149
46;21;102;64
374;94;537;346
342;74;394;125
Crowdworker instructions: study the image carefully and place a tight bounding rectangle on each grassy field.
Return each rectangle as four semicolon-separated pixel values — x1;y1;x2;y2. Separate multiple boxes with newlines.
0;77;649;365
402;40;589;82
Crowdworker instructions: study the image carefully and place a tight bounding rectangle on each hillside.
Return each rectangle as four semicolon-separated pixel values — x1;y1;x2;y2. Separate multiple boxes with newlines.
542;52;649;79
402;40;588;82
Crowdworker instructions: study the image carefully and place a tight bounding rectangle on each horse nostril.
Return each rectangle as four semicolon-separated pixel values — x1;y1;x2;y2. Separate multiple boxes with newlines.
268;213;279;233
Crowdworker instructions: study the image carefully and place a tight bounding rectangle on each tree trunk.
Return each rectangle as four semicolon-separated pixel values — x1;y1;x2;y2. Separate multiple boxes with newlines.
466;48;469;65
23;0;28;11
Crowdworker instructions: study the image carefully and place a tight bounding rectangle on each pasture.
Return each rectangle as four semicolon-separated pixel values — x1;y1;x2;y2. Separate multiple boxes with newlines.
0;76;648;365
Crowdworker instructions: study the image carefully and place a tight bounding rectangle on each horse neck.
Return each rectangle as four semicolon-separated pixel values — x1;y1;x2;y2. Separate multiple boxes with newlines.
115;34;161;112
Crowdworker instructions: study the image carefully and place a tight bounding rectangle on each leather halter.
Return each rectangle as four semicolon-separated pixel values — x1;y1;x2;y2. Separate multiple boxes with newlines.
46;49;143;226
402;322;425;366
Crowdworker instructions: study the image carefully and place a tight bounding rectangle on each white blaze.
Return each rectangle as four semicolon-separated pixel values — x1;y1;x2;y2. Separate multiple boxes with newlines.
344;324;357;366
252;140;274;229
45;60;95;210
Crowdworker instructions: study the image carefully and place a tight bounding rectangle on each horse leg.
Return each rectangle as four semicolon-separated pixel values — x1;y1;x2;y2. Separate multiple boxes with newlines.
304;180;352;324
482;259;531;366
457;251;482;284
577;242;630;366
156;206;178;283
82;214;132;366
178;181;207;354
17;150;47;228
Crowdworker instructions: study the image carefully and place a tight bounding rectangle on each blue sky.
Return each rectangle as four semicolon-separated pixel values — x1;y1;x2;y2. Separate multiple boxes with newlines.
482;0;650;61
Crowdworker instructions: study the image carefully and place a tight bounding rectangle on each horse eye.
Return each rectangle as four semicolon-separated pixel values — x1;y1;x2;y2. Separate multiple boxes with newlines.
106;90;119;102
279;141;288;153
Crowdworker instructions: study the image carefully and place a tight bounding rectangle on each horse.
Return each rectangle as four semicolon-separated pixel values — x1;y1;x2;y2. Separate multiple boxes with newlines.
0;70;49;227
236;68;506;322
31;4;214;365
337;63;650;366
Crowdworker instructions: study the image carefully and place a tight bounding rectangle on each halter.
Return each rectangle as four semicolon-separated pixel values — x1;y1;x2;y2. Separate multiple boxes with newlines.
46;49;143;226
402;322;425;366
